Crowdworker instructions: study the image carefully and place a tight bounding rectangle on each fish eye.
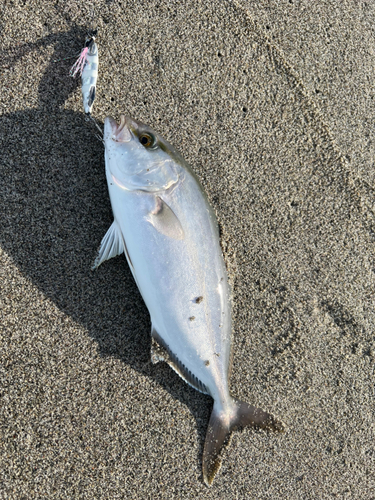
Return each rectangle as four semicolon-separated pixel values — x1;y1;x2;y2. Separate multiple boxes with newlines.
139;133;155;148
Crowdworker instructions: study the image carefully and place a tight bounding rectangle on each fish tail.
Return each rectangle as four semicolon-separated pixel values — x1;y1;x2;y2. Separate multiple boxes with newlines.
202;398;284;486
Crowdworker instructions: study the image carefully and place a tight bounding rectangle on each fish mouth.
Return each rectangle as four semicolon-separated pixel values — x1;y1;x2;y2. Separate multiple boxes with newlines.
104;115;132;143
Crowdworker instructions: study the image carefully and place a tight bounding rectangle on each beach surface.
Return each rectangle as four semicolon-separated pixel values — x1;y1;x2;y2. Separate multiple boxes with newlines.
1;1;374;498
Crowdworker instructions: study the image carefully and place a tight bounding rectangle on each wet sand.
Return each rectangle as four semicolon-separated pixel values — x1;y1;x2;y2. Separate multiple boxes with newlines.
1;1;374;498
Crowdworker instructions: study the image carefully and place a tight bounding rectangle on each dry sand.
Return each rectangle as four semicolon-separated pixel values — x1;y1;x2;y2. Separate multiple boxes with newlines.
1;1;374;498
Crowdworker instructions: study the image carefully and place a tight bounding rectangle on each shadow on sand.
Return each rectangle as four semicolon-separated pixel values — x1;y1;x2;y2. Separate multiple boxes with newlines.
0;28;211;474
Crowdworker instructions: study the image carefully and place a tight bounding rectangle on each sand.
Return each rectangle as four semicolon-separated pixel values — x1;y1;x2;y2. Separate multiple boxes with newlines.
1;1;374;498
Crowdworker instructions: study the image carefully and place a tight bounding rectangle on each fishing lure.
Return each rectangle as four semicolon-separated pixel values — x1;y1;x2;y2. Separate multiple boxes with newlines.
70;30;99;115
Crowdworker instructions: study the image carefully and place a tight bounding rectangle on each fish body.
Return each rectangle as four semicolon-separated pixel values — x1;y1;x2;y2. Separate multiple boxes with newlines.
94;115;283;484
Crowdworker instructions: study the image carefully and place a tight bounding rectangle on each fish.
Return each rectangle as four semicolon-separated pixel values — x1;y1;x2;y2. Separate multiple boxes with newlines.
93;115;284;485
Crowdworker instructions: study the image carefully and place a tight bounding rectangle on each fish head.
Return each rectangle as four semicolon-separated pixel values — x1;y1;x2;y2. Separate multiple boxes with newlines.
104;115;183;192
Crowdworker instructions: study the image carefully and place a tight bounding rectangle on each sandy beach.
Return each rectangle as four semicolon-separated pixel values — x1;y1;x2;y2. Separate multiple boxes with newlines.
1;1;374;498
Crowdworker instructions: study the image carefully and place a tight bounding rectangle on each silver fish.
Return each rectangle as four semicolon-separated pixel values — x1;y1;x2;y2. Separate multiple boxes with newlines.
94;115;284;485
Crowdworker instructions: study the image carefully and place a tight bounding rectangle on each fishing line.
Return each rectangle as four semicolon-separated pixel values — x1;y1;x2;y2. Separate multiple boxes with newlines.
87;114;104;142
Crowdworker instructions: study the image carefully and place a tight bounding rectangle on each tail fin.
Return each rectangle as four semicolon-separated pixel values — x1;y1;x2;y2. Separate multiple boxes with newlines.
202;398;284;486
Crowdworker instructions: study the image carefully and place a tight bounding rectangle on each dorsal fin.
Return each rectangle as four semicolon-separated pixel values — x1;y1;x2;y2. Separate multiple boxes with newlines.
151;327;209;395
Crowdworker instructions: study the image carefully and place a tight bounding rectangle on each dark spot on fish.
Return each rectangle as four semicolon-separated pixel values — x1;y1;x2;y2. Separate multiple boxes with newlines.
189;316;195;321
195;296;203;304
205;360;210;366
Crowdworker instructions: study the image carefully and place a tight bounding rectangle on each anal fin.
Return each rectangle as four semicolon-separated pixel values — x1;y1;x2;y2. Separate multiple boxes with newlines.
151;326;209;395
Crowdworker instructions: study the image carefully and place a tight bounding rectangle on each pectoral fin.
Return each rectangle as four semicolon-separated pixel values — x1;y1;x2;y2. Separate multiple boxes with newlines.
92;220;125;269
147;196;184;240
